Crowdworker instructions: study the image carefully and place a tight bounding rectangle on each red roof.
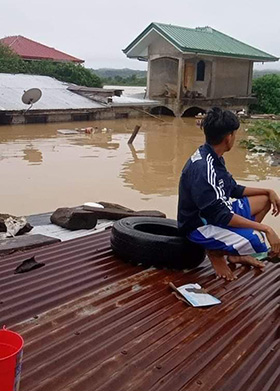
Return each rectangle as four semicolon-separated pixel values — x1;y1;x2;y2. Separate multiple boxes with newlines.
0;35;84;63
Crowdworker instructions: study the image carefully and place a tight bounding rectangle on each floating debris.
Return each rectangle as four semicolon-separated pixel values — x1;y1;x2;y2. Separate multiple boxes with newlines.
57;129;79;135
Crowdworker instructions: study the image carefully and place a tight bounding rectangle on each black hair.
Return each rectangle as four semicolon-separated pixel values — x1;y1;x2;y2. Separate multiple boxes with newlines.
201;107;240;145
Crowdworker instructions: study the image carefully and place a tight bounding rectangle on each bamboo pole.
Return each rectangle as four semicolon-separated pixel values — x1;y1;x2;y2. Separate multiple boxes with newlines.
129;107;166;123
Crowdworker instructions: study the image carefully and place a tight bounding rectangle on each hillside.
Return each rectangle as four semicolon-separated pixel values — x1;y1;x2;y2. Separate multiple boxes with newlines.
91;68;147;79
253;69;280;78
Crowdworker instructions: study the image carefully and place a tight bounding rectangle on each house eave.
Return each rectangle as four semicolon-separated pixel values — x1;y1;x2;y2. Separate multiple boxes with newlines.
123;23;279;63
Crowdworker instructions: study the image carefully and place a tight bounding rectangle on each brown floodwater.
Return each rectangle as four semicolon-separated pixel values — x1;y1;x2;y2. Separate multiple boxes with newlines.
0;117;279;231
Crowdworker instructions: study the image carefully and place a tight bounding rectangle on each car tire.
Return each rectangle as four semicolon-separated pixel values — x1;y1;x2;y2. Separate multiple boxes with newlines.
110;217;206;270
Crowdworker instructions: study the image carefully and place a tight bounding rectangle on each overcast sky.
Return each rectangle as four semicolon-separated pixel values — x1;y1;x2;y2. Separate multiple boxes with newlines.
1;0;279;70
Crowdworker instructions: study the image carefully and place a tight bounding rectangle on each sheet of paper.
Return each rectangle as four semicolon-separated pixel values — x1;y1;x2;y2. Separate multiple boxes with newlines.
177;283;221;307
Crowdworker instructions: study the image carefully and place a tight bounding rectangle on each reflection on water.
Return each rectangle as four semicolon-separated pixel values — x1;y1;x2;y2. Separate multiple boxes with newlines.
0;117;279;230
23;145;43;164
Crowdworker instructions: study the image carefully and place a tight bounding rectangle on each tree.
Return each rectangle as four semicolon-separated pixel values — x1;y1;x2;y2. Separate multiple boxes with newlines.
0;43;18;58
250;74;280;115
0;43;102;87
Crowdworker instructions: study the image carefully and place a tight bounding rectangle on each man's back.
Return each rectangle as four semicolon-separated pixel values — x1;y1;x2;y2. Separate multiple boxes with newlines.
177;143;244;235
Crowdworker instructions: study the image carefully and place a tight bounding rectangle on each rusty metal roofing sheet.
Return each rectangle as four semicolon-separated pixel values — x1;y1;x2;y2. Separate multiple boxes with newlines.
0;230;279;391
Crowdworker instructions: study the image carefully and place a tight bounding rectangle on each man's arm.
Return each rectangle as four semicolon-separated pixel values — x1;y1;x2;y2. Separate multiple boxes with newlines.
243;187;280;216
228;213;280;255
243;187;270;196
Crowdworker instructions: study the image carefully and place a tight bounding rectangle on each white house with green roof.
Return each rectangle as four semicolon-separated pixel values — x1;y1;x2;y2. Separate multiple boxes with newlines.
123;23;278;116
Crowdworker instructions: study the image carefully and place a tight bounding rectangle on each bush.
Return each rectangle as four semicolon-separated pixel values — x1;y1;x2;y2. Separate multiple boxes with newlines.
250;74;280;115
0;43;102;87
240;120;280;153
101;74;147;86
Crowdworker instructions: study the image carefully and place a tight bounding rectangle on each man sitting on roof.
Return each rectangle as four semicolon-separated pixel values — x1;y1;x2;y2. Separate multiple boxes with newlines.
177;107;280;281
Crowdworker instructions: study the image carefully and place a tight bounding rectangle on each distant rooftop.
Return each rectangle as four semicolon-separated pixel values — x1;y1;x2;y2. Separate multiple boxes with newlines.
0;35;84;63
124;22;279;62
0;73;102;111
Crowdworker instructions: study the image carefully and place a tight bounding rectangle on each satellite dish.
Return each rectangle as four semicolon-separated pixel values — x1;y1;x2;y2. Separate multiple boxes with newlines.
22;88;42;105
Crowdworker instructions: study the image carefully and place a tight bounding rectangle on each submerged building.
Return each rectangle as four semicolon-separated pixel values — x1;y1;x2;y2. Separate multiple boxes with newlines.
0;73;158;125
123;23;278;116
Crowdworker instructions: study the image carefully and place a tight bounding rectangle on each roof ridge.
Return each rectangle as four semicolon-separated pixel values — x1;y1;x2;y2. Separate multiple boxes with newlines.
0;35;20;47
155;22;216;34
9;36;20;47
6;35;83;62
154;22;195;32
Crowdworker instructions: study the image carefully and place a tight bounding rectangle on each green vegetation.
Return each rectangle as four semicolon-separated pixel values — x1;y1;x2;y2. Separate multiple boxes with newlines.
240;120;280;154
250;74;280;115
92;68;147;86
0;43;102;87
0;43;18;58
101;74;147;86
92;68;147;79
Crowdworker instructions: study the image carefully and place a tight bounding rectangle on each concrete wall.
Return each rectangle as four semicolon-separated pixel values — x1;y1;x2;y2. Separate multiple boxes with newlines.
212;58;251;98
1;106;155;125
149;57;179;97
146;34;253;100
183;58;213;97
148;35;181;57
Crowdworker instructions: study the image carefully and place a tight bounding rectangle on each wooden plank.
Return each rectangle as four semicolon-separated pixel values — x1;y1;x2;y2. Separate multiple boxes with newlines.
0;234;60;257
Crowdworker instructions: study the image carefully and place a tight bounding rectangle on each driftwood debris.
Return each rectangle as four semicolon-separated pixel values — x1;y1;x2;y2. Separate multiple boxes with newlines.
128;125;141;145
83;201;166;220
0;234;60;257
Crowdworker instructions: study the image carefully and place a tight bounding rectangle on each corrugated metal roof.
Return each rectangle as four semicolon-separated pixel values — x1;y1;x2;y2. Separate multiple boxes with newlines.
0;230;279;391
0;36;84;63
0;73;156;111
0;73;104;111
124;22;279;62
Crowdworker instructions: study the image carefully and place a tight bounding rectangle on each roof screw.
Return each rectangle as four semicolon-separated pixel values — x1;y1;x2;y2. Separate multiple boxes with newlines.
74;331;81;336
33;315;39;319
156;365;162;370
196;380;203;385
121;350;128;355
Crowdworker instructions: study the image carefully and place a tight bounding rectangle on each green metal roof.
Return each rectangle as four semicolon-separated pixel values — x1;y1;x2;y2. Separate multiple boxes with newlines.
123;22;278;61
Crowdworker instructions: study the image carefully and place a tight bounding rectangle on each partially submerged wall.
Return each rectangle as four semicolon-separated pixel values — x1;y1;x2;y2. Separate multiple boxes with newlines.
183;57;213;97
212;58;252;98
149;57;179;97
0;106;157;125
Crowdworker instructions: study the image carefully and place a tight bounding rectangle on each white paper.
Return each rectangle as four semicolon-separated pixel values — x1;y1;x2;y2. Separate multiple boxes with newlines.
177;283;221;307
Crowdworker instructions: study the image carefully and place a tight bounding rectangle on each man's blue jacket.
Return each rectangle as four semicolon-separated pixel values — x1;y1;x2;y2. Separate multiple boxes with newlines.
177;143;245;235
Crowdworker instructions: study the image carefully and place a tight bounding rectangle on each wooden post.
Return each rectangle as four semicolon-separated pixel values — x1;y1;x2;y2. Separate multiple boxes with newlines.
128;125;141;145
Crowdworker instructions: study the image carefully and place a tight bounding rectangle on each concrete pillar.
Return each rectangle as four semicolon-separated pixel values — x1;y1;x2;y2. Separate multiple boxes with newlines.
177;57;184;102
210;59;217;98
247;61;253;95
146;58;151;99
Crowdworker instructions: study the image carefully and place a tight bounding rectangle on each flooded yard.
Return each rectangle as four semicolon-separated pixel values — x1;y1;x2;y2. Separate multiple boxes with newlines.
0;117;279;231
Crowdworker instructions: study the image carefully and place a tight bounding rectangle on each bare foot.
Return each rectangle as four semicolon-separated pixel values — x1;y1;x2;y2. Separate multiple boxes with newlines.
208;253;237;281
228;255;265;270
